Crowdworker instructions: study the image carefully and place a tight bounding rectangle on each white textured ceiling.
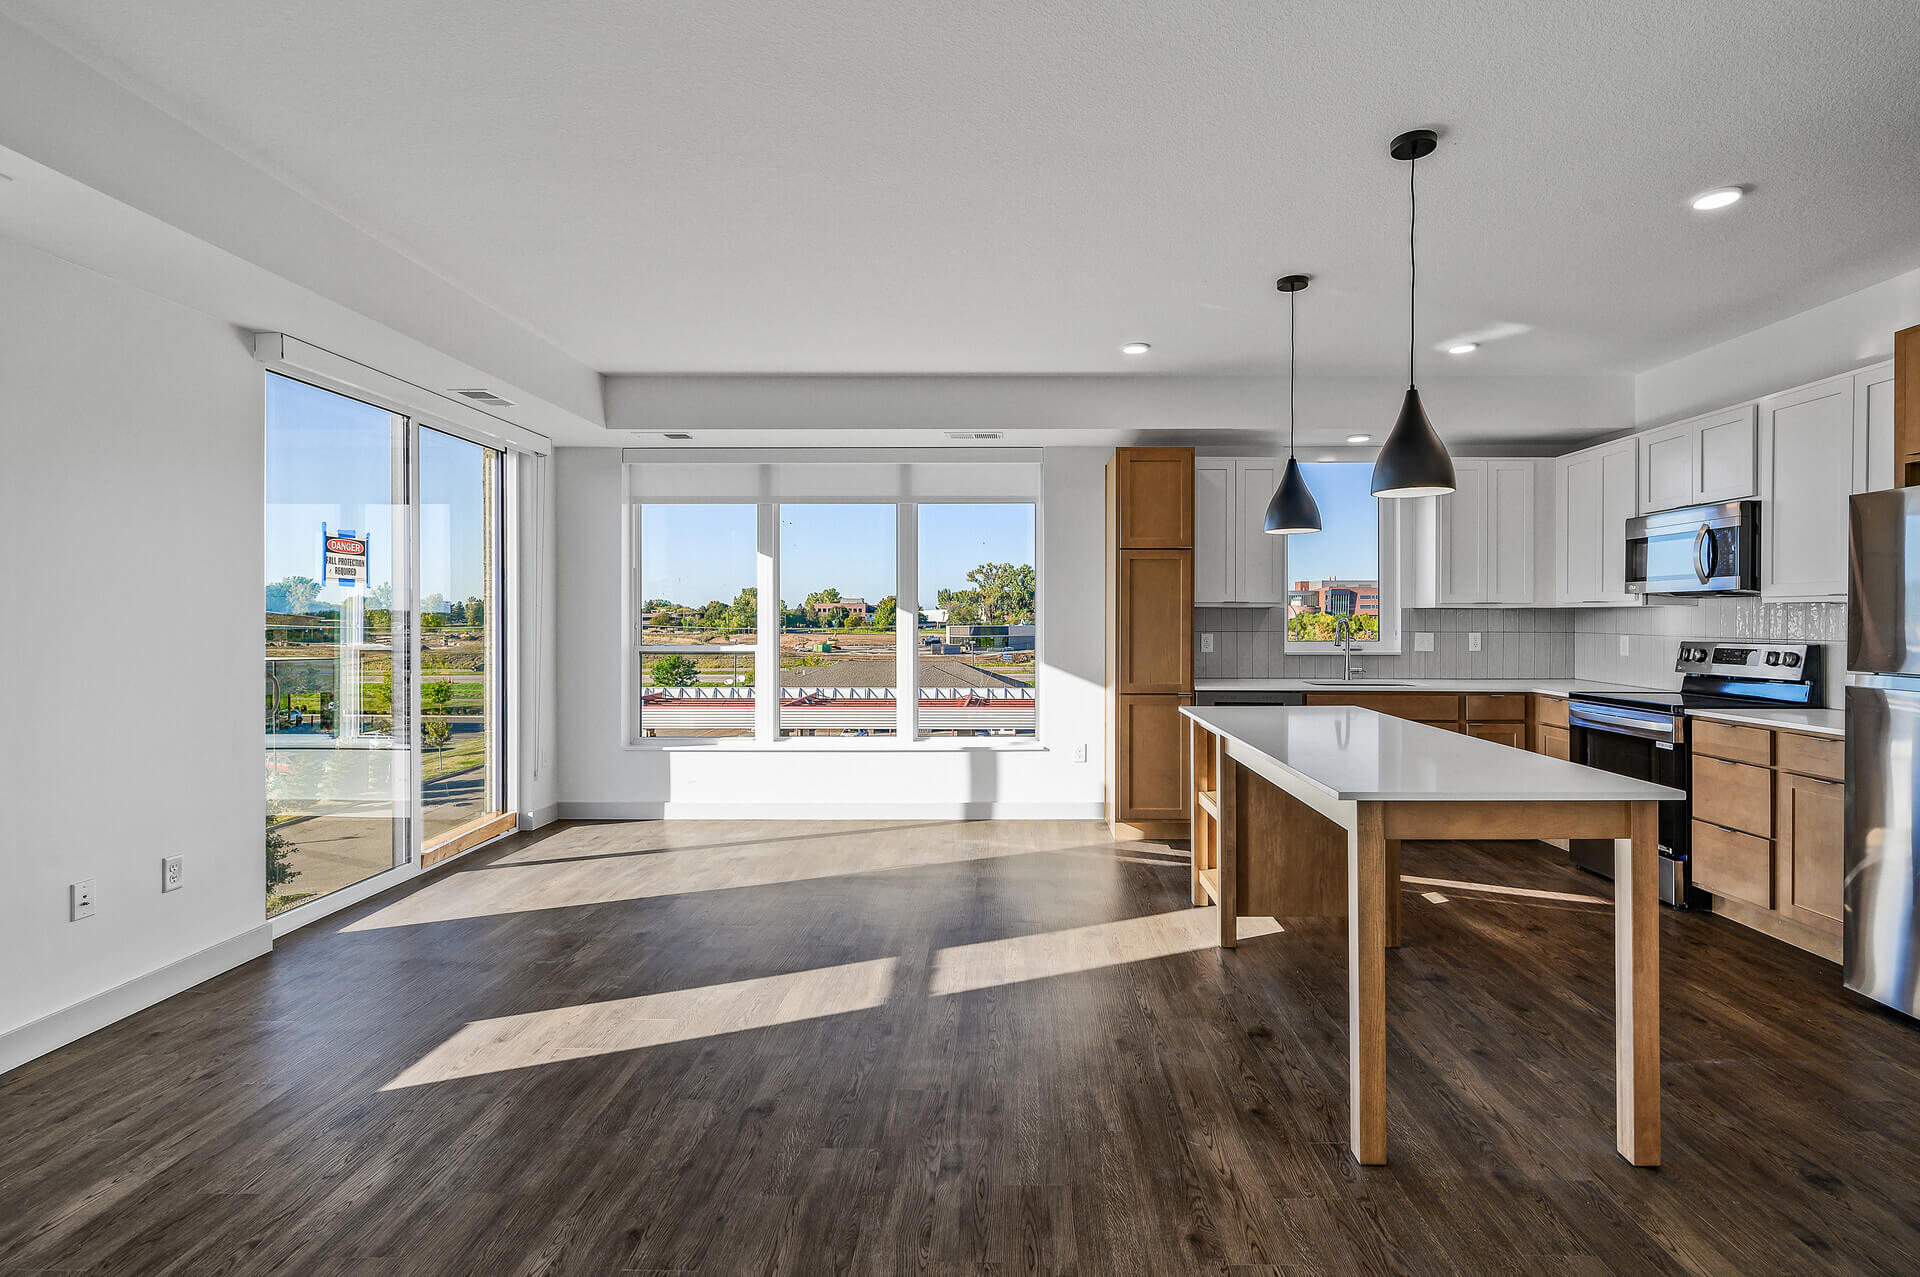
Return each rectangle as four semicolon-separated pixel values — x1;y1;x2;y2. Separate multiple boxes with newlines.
6;0;1918;378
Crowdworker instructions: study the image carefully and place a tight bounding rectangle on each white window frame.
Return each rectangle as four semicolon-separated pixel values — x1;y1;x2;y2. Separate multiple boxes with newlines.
1282;476;1404;656
624;450;1043;752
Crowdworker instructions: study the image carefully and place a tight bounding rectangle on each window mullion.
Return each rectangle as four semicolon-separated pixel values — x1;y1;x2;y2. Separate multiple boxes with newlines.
756;503;780;741
896;503;917;740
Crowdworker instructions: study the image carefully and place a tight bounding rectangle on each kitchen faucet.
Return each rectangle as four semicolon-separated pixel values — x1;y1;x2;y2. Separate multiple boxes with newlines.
1335;617;1363;681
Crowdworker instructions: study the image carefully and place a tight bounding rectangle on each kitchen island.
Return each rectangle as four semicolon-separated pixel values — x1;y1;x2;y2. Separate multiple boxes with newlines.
1182;704;1682;1168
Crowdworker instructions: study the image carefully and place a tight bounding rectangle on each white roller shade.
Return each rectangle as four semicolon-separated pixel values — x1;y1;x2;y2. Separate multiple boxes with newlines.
623;448;1041;503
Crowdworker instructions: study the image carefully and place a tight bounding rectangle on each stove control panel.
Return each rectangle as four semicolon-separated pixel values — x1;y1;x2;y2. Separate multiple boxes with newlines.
1675;641;1812;680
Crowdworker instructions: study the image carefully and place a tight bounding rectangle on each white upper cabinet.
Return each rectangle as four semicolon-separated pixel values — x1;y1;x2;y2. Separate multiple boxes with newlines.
1194;460;1233;604
1637;404;1756;511
1854;360;1897;494
1233;461;1289;604
1556;438;1640;605
1439;459;1536;605
1192;458;1287;606
1759;374;1853;600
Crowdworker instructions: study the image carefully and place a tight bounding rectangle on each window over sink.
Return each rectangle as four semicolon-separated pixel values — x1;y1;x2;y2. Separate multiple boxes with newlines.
1283;462;1402;655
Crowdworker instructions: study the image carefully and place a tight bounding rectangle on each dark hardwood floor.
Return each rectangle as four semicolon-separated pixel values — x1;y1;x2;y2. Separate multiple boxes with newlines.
4;820;1919;1275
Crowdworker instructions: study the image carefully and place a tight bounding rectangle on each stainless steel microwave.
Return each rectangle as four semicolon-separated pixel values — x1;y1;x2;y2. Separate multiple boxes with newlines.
1625;500;1761;596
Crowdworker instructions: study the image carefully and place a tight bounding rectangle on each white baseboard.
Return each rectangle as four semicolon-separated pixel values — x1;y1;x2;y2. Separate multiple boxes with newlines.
556;800;1106;822
521;803;560;830
0;924;273;1077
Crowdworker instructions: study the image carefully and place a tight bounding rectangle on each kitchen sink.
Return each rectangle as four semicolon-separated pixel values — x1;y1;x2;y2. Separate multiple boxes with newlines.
1304;680;1413;687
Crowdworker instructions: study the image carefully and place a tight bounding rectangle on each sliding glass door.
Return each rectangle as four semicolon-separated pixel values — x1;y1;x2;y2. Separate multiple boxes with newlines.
418;427;507;856
263;374;411;916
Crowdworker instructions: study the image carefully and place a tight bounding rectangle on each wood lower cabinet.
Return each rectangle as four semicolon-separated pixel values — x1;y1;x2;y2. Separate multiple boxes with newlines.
1537;724;1570;760
1115;694;1191;826
1692;719;1843;960
1778;770;1843;928
1467;720;1527;749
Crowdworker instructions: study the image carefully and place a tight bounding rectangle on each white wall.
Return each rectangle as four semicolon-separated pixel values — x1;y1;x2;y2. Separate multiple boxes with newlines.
553;447;1107;819
0;239;270;1069
1635;264;1920;427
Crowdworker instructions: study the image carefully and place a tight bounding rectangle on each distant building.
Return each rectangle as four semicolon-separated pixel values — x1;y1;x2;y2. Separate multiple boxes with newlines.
806;596;872;621
1289;579;1379;619
945;623;1035;651
919;607;949;625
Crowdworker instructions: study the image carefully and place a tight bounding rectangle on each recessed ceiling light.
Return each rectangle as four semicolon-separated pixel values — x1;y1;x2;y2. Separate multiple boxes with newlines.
1447;343;1478;355
1121;342;1151;355
1690;187;1744;211
1346;434;1372;444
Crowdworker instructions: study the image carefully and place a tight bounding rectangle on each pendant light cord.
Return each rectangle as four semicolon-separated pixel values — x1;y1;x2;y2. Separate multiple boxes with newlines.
1408;152;1417;386
1288;286;1297;457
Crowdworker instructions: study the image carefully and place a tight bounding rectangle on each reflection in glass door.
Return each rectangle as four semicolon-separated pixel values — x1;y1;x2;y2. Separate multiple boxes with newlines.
418;427;506;856
263;374;411;916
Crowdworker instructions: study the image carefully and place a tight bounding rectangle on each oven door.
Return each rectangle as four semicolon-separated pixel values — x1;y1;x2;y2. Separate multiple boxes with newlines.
1566;702;1694;905
1625;501;1759;596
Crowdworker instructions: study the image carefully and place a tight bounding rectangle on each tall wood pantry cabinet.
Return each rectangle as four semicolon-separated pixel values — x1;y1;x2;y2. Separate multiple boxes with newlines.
1106;447;1195;840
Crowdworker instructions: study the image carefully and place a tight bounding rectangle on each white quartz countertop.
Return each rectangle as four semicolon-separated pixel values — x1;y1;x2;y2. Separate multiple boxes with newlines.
1686;706;1845;738
1182;705;1685;804
1193;678;1664;698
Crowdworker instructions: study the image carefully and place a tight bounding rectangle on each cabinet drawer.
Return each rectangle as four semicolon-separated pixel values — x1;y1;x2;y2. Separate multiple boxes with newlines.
1693;756;1772;837
1467;720;1527;749
1691;820;1772;908
1537;723;1570;760
1776;731;1843;782
1305;692;1461;722
1532;695;1569;729
1466;693;1527;721
1692;719;1772;766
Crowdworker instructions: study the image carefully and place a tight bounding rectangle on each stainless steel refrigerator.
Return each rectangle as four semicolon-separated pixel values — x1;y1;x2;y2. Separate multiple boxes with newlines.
1846;488;1920;1015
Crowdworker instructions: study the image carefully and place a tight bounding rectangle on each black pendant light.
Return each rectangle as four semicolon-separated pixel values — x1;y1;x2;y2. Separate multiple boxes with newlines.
1370;128;1456;498
1264;274;1322;534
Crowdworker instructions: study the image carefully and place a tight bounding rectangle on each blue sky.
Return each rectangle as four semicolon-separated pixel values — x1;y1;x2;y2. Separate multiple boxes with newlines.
1282;462;1379;583
641;502;1036;607
265;374;490;606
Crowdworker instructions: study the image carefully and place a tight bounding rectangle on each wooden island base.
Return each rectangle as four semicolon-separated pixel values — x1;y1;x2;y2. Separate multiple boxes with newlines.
1188;713;1663;1169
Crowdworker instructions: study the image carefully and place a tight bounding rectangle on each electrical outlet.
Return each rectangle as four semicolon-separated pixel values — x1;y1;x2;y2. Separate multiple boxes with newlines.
71;879;95;921
1467;632;1482;652
1074;743;1088;763
1619;634;1631;656
1414;631;1434;652
162;856;184;893
1201;632;1215;654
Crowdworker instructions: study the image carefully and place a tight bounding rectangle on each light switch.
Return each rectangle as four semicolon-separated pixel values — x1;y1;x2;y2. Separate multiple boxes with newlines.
1619;634;1631;656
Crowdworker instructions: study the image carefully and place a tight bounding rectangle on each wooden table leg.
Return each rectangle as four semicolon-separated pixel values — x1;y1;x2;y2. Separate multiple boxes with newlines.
1190;720;1208;907
1219;757;1239;948
1349;802;1387;1164
1385;838;1403;948
1615;800;1661;1166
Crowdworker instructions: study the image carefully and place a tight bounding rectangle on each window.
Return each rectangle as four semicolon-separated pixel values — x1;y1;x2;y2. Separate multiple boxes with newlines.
626;452;1041;746
917;504;1037;738
637;504;757;737
1283;463;1401;654
779;505;897;737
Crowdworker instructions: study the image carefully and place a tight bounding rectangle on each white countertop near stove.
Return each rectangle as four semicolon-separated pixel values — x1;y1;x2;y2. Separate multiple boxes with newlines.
1685;706;1845;738
1193;678;1667;698
1182;705;1685;804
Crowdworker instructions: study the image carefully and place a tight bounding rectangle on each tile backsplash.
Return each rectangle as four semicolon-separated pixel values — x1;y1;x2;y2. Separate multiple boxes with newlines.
1573;598;1846;703
1196;597;1846;704
1193;608;1576;681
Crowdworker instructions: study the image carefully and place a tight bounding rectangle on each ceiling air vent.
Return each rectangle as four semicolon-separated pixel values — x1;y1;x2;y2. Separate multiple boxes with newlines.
944;431;1004;441
661;432;694;440
450;387;516;408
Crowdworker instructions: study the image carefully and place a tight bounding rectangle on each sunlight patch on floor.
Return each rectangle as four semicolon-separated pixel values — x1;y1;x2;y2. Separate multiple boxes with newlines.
928;908;1281;997
382;957;899;1089
1402;875;1609;906
344;831;1069;932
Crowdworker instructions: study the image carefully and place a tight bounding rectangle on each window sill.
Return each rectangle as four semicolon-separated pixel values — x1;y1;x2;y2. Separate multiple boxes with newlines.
624;738;1048;754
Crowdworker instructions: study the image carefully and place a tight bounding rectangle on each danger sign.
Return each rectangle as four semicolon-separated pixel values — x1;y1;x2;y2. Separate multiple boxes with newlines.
322;527;369;588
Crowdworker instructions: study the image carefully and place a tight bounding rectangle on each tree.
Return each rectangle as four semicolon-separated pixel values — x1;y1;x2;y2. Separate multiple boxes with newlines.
805;587;841;610
424;719;452;771
728;587;758;633
873;596;897;629
266;824;301;890
265;576;322;615
464;597;484;627
422;680;455;715
652;653;699;686
447;600;467;624
966;562;1036;623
